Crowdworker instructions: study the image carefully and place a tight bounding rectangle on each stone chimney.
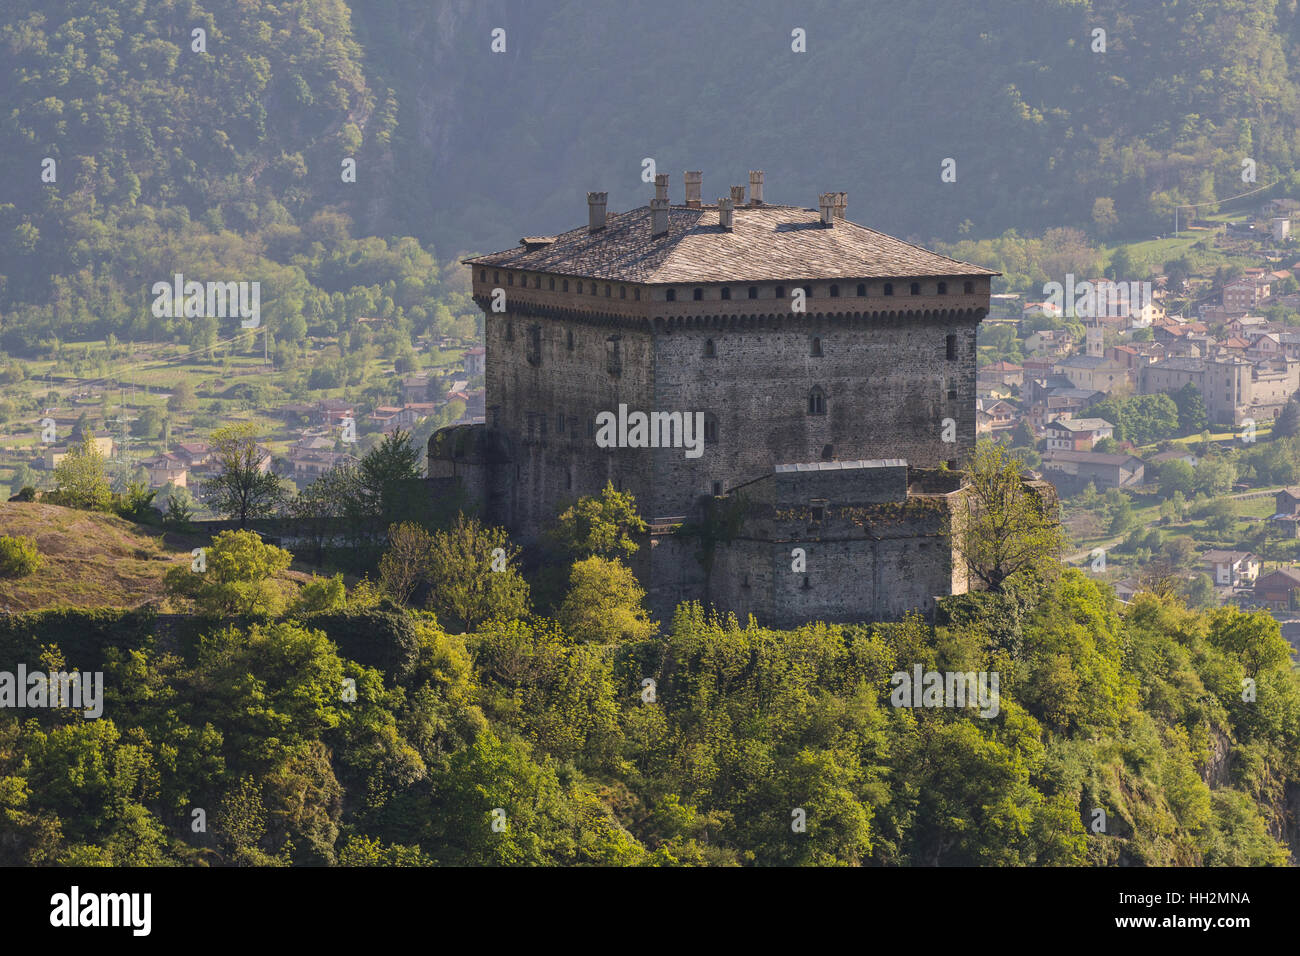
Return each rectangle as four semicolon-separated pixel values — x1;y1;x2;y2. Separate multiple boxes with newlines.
730;185;746;207
834;192;847;219
684;171;703;208
718;197;734;231
749;170;764;205
819;192;835;226
651;198;669;237
587;191;608;232
654;173;669;202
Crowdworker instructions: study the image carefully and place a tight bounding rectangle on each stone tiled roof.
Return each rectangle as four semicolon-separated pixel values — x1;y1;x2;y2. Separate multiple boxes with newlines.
774;458;908;473
464;205;998;283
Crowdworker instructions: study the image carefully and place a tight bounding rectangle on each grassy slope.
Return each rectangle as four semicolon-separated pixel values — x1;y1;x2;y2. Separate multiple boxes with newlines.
0;502;314;612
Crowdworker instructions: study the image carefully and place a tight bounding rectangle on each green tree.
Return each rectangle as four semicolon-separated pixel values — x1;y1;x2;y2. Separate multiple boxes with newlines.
1171;383;1208;435
951;441;1065;590
548;481;648;559
1158;459;1195;499
558;556;657;644
202;424;286;528
168;381;198;413
1193;456;1236;497
52;436;112;510
163;529;293;616
426;516;530;631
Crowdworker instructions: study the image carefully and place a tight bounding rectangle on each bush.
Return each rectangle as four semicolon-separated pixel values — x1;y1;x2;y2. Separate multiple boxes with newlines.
12;486;36;502
0;535;42;578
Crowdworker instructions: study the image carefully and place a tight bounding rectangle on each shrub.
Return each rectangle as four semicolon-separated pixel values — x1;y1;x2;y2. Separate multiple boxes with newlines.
0;535;42;578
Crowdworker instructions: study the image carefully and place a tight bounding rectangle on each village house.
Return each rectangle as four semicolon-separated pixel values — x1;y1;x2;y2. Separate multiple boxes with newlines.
144;452;188;489
977;360;1024;389
464;346;486;378
976;398;1018;434
1202;550;1260;588
1039;450;1144;492
1223;276;1273;312
1042;417;1114;452
42;434;114;470
1255;567;1300;613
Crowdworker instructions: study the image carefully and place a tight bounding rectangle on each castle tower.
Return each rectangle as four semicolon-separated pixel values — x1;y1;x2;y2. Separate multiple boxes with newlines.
439;171;998;540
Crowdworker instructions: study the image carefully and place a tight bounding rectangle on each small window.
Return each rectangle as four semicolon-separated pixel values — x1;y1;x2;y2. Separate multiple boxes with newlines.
883;283;894;296
811;505;825;521
494;271;499;283
534;276;541;288
748;286;758;299
588;418;596;437
802;285;813;298
946;333;957;360
549;277;555;290
937;281;947;294
566;470;573;490
947;388;957;400
480;269;486;282
505;322;514;342
721;287;731;300
910;282;920;295
704;414;718;443
705;338;716;358
712;481;723;496
567;330;575;351
775;285;785;298
820;444;833;461
829;284;839;297
666;289;676;302
963;281;974;294
856;283;866;296
634;289;641;301
606;337;622;375
808;386;827;415
507;273;514;286
620;286;626;299
605;284;611;297
693;288;704;301
563;279;569;292
811;337;823;357
558;413;566;433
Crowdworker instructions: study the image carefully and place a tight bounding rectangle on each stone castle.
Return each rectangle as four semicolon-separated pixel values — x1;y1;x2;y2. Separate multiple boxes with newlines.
431;171;1002;625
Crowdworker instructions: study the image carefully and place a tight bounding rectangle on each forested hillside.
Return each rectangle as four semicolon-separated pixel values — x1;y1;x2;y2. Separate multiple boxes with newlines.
7;0;1300;350
1;557;1296;865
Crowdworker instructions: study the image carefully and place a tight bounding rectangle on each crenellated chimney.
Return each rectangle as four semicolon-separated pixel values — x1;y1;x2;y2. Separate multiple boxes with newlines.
684;171;703;208
651;197;670;237
730;184;746;207
749;170;764;205
654;173;669;202
834;192;847;219
718;197;734;231
587;191;608;232
819;192;835;225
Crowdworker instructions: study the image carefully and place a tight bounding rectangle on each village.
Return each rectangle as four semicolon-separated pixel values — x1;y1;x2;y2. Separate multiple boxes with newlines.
975;199;1300;639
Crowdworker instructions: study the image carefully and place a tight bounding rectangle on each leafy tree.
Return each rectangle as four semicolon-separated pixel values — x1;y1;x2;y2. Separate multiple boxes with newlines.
202;424;287;528
289;574;348;615
548;481;648;559
358;429;423;522
52;436;112;510
378;522;435;606
0;535;41;578
1158;459;1195;499
168;382;198;413
426;516;530;631
163;529;293;616
558;557;657;644
1170;383;1208;434
1193;455;1236;497
951;441;1065;590
1274;398;1300;441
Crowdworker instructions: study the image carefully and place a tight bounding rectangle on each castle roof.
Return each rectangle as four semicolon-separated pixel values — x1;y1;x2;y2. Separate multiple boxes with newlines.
464;205;997;284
